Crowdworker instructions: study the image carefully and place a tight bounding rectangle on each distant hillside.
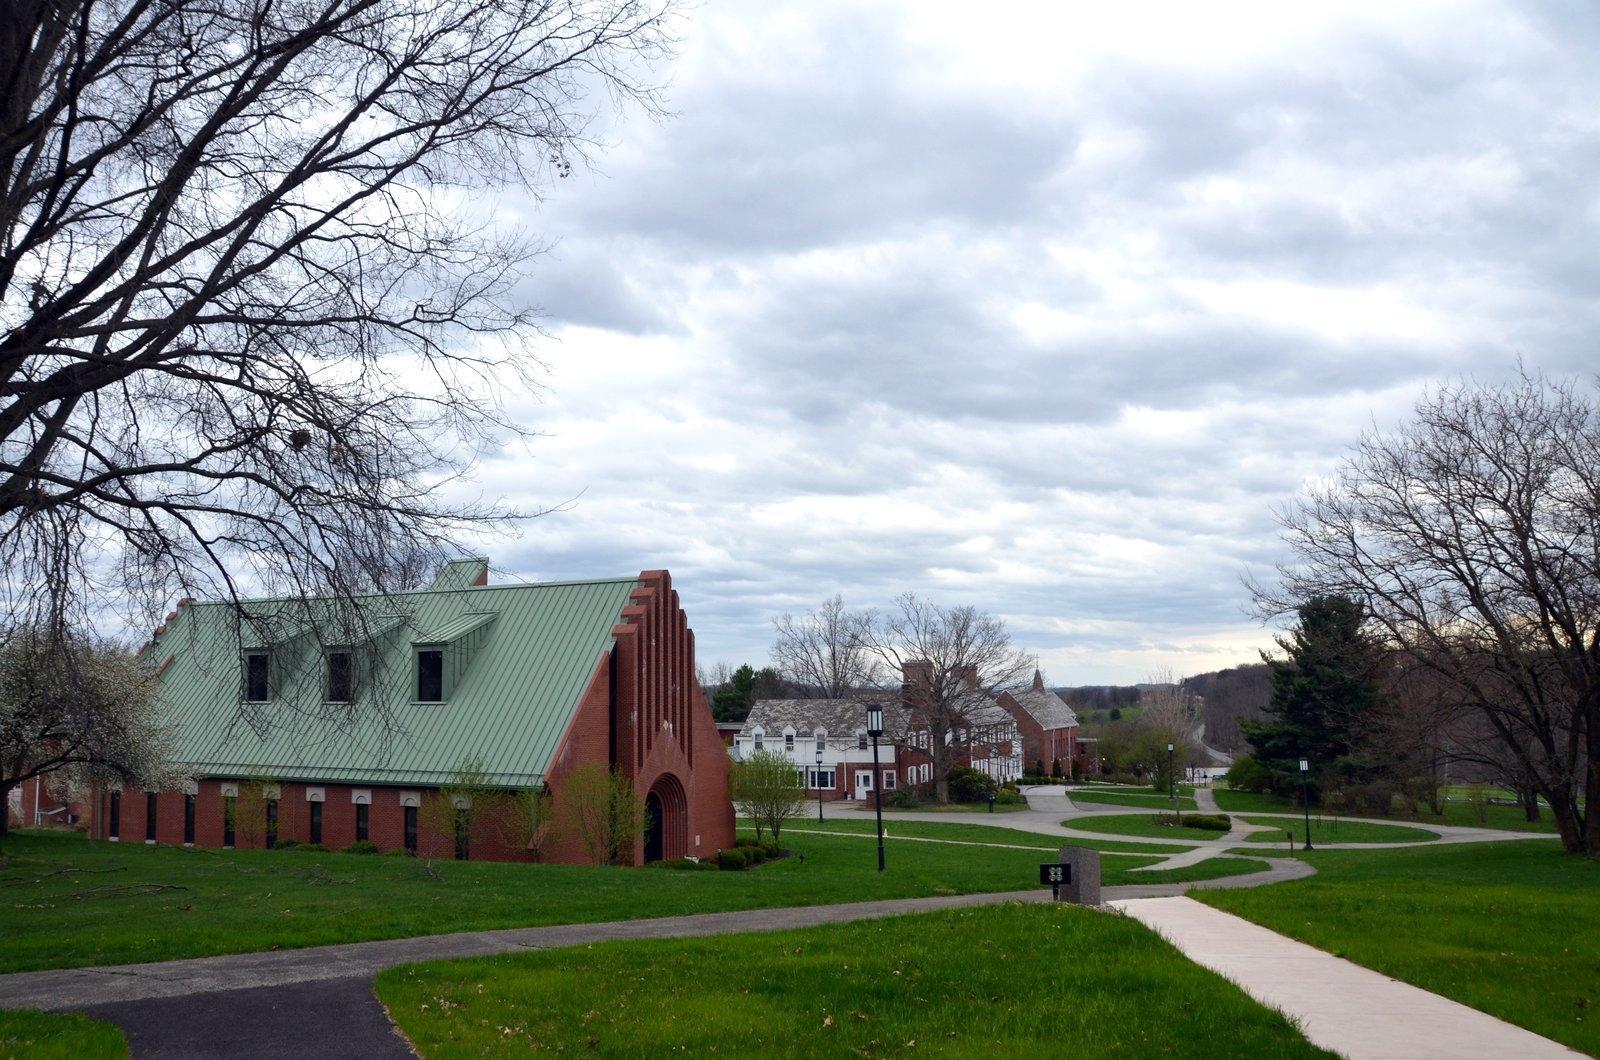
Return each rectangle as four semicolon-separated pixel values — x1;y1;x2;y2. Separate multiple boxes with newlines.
1180;663;1272;752
1054;664;1271;752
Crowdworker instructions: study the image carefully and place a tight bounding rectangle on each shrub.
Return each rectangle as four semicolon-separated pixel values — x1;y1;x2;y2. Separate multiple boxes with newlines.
274;839;301;850
1050;757;1064;778
995;788;1025;805
1177;813;1231;832
946;766;998;803
1226;754;1273;793
383;847;415;857
716;848;748;871
1033;758;1046;778
342;840;379;855
886;787;920;809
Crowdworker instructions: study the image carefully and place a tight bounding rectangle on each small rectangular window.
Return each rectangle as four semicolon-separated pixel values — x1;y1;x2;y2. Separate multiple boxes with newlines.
326;650;353;702
404;805;418;852
454;808;469;860
109;792;121;837
244;652;270;702
184;794;196;844
753;733;764;751
784;733;795;751
309;801;323;845
146;792;158;841
265;799;278;849
223;796;236;847
857;733;868;751
416;648;444;702
356;802;369;841
883;771;896;790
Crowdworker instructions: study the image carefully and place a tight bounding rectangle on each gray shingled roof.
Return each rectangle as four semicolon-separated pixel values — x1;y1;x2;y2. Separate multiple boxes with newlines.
741;699;910;743
1006;687;1079;730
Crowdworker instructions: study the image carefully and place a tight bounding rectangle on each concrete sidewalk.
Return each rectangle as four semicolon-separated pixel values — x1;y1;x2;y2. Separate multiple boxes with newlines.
1110;896;1579;1060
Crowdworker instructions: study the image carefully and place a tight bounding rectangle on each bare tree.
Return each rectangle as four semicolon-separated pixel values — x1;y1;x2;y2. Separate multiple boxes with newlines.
863;594;1032;803
0;0;676;640
1259;370;1599;855
770;594;877;698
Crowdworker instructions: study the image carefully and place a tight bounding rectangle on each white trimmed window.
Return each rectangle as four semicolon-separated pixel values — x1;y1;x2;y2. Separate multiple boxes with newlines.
883;770;896;790
753;728;764;751
808;768;837;789
784;730;795;751
857;731;868;751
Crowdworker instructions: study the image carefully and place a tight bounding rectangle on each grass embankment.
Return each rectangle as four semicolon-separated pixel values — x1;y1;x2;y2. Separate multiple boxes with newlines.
1212;788;1296;813
1063;815;1220;843
0;1010;126;1059
377;903;1334;1057
1070;790;1199;811
1201;840;1596;1056
786;816;1176;854
1237;816;1438;845
0;826;1266;974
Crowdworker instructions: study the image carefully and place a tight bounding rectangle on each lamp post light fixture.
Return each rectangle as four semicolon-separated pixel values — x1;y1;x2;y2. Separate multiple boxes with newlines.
866;702;886;873
1299;758;1314;851
815;744;825;822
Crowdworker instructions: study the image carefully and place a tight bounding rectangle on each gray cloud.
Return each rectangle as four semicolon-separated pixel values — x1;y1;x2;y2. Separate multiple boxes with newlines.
464;1;1600;682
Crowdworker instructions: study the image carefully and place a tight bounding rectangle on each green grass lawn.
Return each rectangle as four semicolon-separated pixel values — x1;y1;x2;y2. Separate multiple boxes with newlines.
0;825;1264;974
1212;788;1297;813
1237;815;1439;845
376;903;1333;1058
0;1010;126;1059
787;816;1178;854
1064;815;1219;842
863;800;1028;814
1214;786;1556;833
1200;840;1595;1056
1070;789;1199;811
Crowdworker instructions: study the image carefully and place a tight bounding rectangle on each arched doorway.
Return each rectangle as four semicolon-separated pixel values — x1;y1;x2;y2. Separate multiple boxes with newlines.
642;773;687;863
644;791;665;862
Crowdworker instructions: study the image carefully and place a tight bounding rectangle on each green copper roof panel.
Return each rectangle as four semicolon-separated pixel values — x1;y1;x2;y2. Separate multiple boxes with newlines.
148;577;636;787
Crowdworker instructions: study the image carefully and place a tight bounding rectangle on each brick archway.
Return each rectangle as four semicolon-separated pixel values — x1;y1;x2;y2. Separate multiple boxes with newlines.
643;773;688;862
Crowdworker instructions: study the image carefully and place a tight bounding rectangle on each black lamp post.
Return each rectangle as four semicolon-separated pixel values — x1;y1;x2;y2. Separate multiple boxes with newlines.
1299;757;1314;851
867;702;886;873
815;743;825;822
1167;742;1176;820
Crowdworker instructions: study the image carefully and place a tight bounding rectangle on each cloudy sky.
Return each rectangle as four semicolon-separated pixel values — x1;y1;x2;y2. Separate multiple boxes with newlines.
469;1;1600;684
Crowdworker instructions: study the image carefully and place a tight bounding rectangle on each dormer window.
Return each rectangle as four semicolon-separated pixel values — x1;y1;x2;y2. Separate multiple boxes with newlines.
326;650;353;702
753;728;764;751
416;646;444;702
784;730;795;751
244;652;270;702
857;731;868;751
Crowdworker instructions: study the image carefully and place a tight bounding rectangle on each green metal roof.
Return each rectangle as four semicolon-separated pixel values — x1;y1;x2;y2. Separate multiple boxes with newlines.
147;576;637;787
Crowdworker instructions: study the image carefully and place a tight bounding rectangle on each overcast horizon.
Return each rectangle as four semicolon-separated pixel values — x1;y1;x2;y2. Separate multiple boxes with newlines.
465;1;1600;684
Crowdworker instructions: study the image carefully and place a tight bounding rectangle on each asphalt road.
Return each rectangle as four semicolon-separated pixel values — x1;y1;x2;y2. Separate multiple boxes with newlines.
80;976;412;1060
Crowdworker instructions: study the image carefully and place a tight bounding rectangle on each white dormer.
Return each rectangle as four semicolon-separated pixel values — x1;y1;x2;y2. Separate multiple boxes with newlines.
752;726;765;752
783;727;796;751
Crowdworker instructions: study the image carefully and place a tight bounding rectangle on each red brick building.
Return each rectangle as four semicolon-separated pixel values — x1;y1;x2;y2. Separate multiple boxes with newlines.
91;563;733;865
998;670;1100;777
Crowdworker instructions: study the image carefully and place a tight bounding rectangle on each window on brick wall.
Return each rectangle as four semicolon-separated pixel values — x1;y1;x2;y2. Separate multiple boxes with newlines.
883;770;896;790
356;802;369;841
109;791;120;837
309;801;323;845
404;805;418;852
454;808;469;860
808;768;836;789
223;796;235;847
184;795;196;844
146;792;157;841
265;799;278;849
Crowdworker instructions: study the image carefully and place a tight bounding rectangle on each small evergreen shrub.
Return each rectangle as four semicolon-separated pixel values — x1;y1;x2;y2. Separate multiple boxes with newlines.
1225;754;1273;793
1177;813;1231;832
995;787;1025;805
274;839;301;850
946;766;998;803
717;848;748;870
342;840;379;855
886;787;920;809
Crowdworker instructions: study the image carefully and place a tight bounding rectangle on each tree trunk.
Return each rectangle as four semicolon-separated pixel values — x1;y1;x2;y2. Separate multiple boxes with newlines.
1545;782;1590;855
1520;786;1541;822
